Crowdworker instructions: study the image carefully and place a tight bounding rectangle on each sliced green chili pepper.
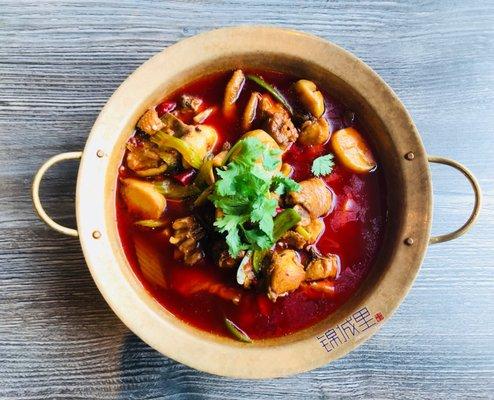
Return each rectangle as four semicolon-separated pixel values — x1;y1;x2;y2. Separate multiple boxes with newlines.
193;185;214;208
154;180;200;199
151;131;203;169
246;74;293;115
134;219;167;228
252;249;268;273
193;154;215;188
224;317;252;343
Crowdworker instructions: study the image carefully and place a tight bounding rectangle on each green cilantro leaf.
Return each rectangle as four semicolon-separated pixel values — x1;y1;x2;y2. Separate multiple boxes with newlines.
263;148;282;171
209;137;300;257
271;173;300;195
214;214;248;257
311;153;335;176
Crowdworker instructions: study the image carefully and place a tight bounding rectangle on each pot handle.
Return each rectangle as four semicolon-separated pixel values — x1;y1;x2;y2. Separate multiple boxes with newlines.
32;151;83;237
428;155;482;244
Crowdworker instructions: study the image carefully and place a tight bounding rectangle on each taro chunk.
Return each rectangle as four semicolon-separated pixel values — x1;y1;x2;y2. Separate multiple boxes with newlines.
121;178;166;219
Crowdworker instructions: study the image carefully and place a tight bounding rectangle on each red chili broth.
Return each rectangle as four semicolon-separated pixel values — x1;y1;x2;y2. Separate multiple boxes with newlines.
116;70;387;340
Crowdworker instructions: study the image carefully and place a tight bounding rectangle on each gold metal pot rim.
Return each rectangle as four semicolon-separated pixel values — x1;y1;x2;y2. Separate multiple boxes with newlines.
32;26;482;378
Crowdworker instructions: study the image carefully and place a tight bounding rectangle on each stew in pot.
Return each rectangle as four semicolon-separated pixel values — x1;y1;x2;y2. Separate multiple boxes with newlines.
116;70;387;341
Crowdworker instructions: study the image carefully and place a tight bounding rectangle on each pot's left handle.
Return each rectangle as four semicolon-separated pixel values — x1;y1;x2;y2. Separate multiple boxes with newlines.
32;151;83;237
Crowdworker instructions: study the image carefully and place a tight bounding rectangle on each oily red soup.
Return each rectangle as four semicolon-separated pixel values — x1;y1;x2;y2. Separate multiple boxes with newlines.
116;70;387;341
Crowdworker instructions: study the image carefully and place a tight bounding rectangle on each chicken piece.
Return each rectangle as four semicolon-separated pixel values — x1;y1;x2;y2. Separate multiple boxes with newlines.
293;204;311;226
299;117;330;146
156;148;179;170
125;137;162;172
120;178;166;219
265;112;299;149
268;249;306;301
160;112;194;137
137;108;165;135
169;216;206;265
259;95;298;149
293;79;325;118
157;113;216;165
280;231;306;250
259;94;284;117
214;240;245;269
302;218;325;243
281;218;324;249
288;178;333;218
181;125;218;161
134;164;168;177
179;94;202;111
218;250;240;269
305;254;340;281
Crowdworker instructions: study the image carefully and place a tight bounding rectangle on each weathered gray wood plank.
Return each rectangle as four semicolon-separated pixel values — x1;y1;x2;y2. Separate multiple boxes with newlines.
1;1;493;399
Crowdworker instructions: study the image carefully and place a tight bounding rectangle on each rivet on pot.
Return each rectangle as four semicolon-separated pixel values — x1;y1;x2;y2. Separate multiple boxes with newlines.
405;152;415;161
404;237;414;246
96;149;105;158
92;230;102;239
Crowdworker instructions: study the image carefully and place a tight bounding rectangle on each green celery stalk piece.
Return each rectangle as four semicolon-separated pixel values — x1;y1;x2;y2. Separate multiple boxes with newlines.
273;208;301;240
152;131;203;169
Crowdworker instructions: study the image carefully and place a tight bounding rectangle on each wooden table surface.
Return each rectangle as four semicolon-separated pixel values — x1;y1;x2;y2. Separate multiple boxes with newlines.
1;1;493;399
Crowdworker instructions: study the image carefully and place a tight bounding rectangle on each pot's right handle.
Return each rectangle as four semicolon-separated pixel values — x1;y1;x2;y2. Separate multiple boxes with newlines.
428;155;482;244
32;151;82;237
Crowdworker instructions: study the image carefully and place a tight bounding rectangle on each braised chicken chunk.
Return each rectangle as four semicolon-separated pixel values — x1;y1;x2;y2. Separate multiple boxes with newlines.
170;216;206;265
268;250;306;301
288;177;333;218
259;95;298;149
125;137;162;172
281;218;325;249
137;107;165;135
179;94;202;111
305;254;340;281
181;125;218;161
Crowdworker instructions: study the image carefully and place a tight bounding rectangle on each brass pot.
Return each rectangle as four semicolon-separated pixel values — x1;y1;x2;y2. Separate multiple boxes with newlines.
32;27;481;378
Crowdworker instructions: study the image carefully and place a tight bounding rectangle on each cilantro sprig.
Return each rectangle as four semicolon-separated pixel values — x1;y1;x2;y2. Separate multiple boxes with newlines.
311;153;335;176
209;137;300;257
